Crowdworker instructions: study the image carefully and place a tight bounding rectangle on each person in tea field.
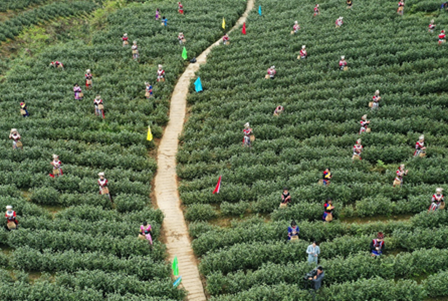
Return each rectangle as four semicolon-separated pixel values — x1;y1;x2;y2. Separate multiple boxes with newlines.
178;32;186;45
94;95;104;119
429;20;436;33
322;198;334;222
322;168;332;186
5;206;18;229
266;66;276;79
139;221;153;245
307;266;324;290
306;241;320;266
393;164;408;187
273;105;284;116
242;122;253;147
347;0;352;9
313;4;320;16
132;41;139;60
371;90;381;109
281;187;292;205
397;0;405;15
155;8;160;20
178;2;184;14
359;114;370;134
73;84;83;100
49;61;64;69
339;56;348;71
370;232;385;257
287;220;299;240
157;65;165;82
429;188;445;211
292;21;300;34
145;82;153;98
9;128;22;150
299;45;307;59
222;34;230;45
442;2;448;10
50;154;63;177
122;33;129;46
414;135;426;157
439;30;446;44
19;102;29;117
335;17;343;28
98;172;111;201
85;69;93;89
162;16;168;26
352;139;363;160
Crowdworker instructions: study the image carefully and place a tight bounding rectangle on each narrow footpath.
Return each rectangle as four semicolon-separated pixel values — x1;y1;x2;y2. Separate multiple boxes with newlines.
153;0;255;300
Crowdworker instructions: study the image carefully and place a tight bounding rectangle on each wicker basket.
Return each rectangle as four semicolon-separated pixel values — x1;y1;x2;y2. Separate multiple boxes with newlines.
101;187;109;195
7;221;16;230
325;213;333;222
265;74;270;79
393;179;401;187
98;104;104;110
79;92;84;98
291;236;299;241
16;141;22;148
279;203;287;208
250;135;255;142
368;102;373;108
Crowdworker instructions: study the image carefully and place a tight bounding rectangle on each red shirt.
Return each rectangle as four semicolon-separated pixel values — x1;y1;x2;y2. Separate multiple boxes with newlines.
339;60;347;66
439;33;446;39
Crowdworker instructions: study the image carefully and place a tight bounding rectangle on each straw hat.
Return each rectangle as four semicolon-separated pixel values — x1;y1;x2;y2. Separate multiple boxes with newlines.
133;40;137;44
124;33;127;36
356;138;361;144
341;56;345;59
96;95;101;99
419;135;424;140
10;128;17;133
270;65;275;69
158;64;163;68
431;19;435;23
361;114;367;120
436;188;443;193
6;205;12;210
339;16;343;19
375;90;380;95
86;69;91;73
316;4;319;7
294;21;298;24
244;122;250;128
98;172;105;177
52;154;58;159
302;45;306;49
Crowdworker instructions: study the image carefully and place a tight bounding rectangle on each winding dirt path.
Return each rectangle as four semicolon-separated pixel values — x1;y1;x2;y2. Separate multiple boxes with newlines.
154;1;254;300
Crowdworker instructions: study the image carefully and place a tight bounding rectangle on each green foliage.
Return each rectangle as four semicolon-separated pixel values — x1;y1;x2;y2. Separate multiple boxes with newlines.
185;204;218;221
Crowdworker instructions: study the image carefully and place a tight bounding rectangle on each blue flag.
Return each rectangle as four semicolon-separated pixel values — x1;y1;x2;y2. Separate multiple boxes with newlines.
194;77;203;92
258;5;262;16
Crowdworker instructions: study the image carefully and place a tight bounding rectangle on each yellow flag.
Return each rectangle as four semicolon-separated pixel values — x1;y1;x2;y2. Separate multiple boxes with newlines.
222;18;225;29
147;126;153;141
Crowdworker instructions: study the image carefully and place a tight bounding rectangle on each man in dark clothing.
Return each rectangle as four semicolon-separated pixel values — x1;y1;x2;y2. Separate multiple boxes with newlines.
307;266;324;290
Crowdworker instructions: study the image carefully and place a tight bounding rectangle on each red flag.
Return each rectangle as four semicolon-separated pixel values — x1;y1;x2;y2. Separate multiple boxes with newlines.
242;23;246;35
213;176;222;194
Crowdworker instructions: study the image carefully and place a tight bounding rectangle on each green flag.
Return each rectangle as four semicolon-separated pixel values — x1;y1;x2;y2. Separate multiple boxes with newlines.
172;256;179;276
182;47;187;60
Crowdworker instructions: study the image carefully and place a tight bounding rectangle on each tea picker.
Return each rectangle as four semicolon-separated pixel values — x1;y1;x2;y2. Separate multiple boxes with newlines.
352;138;363;160
359;114;370;134
429;20;436;33
429;188;445;211
157;65;165;82
439;30;446;44
20;102;29;117
242;122;253;147
280;187;291;207
139;221;153;245
273;105;284;116
347;0;352;9
178;2;184;14
369;90;381;109
50;154;63;177
339;56;348;71
73;83;83;100
335;17;343;28
49;61;64;69
94;95;105;119
178;32;186;45
287;220;299;240
145;82;153;98
122;33;129;46
393;164;408;187
85;69;93;88
266;65;276;79
98;172;112;201
313;4;320;16
370;232;385;257
322;168;332;186
9;128;22;150
222;34;229;45
397;0;405;15
299;45;307;59
5;206;18;230
132;41;139;60
292;21;300;34
306;241;320;266
322;198;334;222
414;135;426;157
155;8;160;20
